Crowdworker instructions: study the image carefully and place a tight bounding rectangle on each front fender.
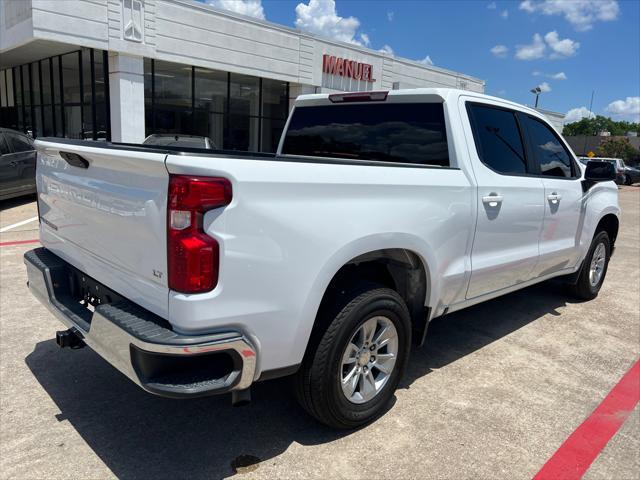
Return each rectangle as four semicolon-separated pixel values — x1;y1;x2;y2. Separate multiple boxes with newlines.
578;182;620;263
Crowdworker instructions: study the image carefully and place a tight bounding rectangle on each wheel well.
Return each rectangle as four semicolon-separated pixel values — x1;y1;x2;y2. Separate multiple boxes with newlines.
596;214;619;247
310;249;429;350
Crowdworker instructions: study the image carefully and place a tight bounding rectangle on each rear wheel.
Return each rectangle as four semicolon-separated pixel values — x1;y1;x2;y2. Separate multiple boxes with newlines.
294;284;411;429
568;231;611;300
624;175;632;186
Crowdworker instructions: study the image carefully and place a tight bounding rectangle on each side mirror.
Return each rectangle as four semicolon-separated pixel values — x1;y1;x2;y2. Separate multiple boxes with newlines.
584;161;617;182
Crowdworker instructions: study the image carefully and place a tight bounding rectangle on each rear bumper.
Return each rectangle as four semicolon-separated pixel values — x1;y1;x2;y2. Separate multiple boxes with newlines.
24;248;257;398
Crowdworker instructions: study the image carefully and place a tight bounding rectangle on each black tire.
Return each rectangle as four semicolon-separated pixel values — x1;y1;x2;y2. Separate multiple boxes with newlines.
568;231;611;300
625;175;632;186
294;284;411;429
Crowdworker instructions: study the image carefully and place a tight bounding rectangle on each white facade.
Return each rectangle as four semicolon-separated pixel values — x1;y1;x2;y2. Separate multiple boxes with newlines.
1;0;485;143
535;108;566;133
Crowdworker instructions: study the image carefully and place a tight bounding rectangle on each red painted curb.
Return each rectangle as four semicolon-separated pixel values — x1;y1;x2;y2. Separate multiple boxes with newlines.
0;239;40;247
533;358;640;480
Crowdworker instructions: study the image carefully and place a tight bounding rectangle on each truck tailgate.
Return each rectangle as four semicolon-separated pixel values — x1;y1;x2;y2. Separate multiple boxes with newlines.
35;139;170;318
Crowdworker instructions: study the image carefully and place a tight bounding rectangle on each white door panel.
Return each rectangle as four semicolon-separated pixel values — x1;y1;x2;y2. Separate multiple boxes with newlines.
519;113;586;277
535;179;584;275
468;180;544;298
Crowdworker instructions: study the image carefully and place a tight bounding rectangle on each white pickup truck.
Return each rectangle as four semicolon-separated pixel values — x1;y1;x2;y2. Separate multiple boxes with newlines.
25;89;619;428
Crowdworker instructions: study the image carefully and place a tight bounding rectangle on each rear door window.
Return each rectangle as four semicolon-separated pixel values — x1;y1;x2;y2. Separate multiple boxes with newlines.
522;115;575;178
466;103;527;175
282;103;449;166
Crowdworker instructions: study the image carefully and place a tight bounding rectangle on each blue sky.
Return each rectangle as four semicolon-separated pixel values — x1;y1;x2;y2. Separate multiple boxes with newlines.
203;0;640;123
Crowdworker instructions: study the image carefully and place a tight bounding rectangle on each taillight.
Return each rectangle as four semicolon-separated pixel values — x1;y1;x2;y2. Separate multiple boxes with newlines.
167;175;232;293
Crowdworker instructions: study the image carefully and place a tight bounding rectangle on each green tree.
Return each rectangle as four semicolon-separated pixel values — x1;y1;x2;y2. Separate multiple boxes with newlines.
563;115;640;136
597;137;638;162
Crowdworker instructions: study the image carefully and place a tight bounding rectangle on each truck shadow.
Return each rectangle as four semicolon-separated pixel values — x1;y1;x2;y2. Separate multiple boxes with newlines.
25;280;572;479
0;193;37;211
402;280;572;388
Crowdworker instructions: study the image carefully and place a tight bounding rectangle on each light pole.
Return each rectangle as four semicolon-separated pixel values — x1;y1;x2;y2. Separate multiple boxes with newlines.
530;86;542;108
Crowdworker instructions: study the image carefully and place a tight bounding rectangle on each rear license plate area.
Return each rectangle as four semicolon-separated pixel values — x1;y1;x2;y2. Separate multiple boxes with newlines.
50;263;124;326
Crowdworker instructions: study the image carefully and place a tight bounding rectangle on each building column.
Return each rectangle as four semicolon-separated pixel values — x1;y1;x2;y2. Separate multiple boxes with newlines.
288;84;317;111
108;52;145;143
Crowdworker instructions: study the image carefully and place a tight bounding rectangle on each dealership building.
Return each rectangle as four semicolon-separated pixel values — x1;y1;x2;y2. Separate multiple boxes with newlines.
0;0;486;152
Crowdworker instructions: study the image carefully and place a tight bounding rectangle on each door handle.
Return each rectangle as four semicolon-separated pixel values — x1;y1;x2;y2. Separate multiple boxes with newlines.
482;194;503;207
9;161;17;168
547;192;562;204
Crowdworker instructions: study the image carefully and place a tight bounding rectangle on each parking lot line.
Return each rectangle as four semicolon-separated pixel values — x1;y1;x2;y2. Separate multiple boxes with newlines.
0;239;40;247
0;216;39;233
533;358;640;480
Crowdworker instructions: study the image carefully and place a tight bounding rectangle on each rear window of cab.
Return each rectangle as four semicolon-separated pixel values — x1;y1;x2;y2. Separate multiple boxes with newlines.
282;103;449;167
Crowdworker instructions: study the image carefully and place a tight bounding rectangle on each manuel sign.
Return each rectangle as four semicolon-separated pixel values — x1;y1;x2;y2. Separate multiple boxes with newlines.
322;54;375;82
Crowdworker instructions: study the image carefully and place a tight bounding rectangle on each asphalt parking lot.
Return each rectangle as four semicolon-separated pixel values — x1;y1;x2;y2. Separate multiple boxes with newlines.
1;188;638;480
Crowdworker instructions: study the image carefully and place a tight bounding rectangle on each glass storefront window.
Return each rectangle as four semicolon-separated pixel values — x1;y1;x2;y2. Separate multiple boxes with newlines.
262;79;288;119
229;73;259;117
194;68;227;148
195;68;227;112
143;60;290;152
155;61;191;108
34;106;43;137
94;102;108;140
62;52;81;104
41;60;52;105
0;49;109;140
52;57;61;105
154;60;192;134
227;114;259;152
82;49;93;104
0;71;6;107
43;105;54;136
261;117;285;153
144;58;153;135
54;104;63;137
22;65;31;106
0;69;17;130
14;67;23;129
32;62;41;105
65;105;82;139
94;52;106;103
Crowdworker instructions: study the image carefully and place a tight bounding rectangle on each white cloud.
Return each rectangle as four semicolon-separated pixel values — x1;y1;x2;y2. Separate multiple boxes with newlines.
534;71;568;80
537;81;552;92
500;9;509;19
520;0;535;12
544;31;580;59
515;31;578;60
295;0;364;45
487;1;497;9
519;0;619;31
605;97;640;122
490;44;509;58
515;33;546;60
417;55;434;66
207;0;265;20
564;106;595;123
359;33;370;46
387;11;394;21
379;44;394;55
